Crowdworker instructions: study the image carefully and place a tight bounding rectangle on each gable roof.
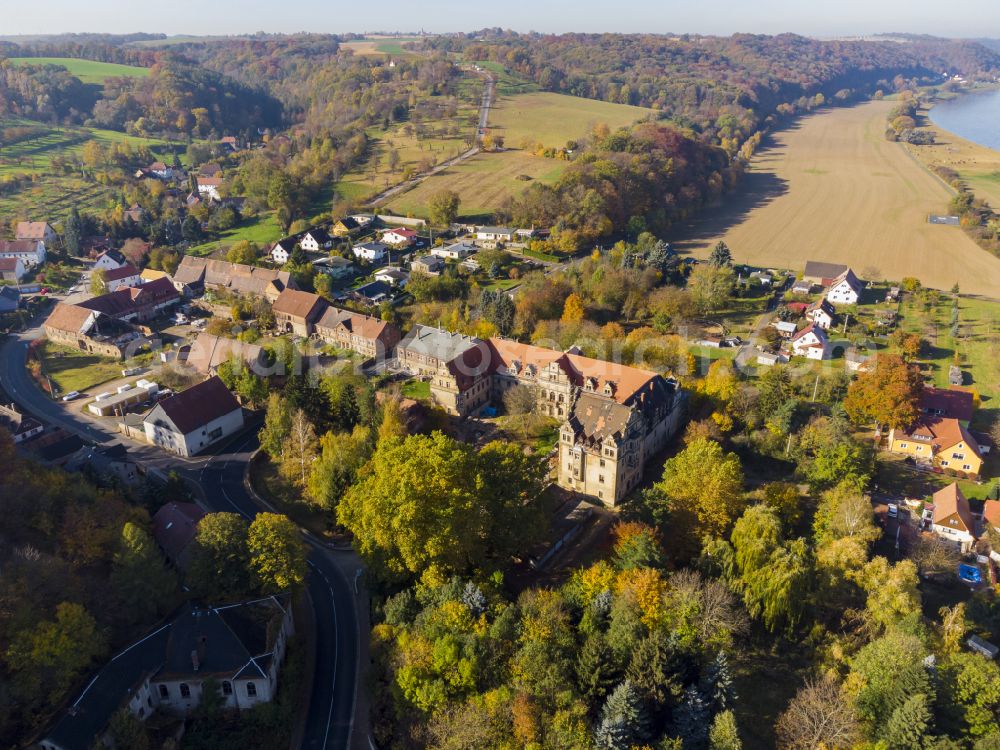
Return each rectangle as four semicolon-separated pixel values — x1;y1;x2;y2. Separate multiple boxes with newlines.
45;302;97;334
303;228;331;244
102;264;141;283
0;239;41;255
0;257;22;271
146;376;240;435
78;276;177;317
984;499;1000;530
15;221;51;240
919;387;975;423
568;392;635;441
96;249;127;266
173;256;293;296
901;415;981;455
931;482;975;532
315;307;392;341
272;289;327;321
384;227;417;239
151;501;205;563
791;324;827;343
831;268;863;292
334;217;359;230
803;261;848;280
185;333;264;374
807;299;835;316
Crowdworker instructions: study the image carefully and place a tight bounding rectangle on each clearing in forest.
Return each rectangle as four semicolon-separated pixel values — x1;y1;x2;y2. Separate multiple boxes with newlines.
675;99;1000;297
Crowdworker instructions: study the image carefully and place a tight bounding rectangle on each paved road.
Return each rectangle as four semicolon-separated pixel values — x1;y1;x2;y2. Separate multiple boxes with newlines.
0;321;365;750
368;72;494;207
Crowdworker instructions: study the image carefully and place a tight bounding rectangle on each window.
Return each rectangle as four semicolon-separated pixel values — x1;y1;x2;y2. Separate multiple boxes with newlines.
940;460;949;467
952;453;964;460
246;682;257;697
158;684;169;699
180;683;190;699
598;491;604;499
599;475;605;484
899;443;908;449
963;464;972;471
599;459;605;468
208;427;223;441
222;681;233;696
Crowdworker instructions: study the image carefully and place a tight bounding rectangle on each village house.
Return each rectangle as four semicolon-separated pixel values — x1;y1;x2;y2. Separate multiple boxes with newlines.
381;228;417;247
825;268;863;305
0;239;45;268
101;264;143;292
271;288;327;336
374;267;409;287
332;217;361;237
172;256;294;302
143;376;244;457
140;268;171;284
351;280;394;306
41;597;293;750
196;176;223;200
93;249;128;271
0;286;20;314
151;501;205;569
314;307;401;360
918;386;975;426
802;260;850;288
78;276;179;323
0;256;26;282
0;403;44;443
198;162;222;178
927;483;977;553
43;303;147;358
300;228;332;252
220;135;239;151
432;241;476;260
888;416;984;477
270;238;296;265
353;241;389;263
349;213;377;228
772;320;798;339
790;324;830;359
515;227;537;241
15;221;57;249
983;500;1000;538
312;255;355;280
412;255;445;275
476;226;514;243
65;443;141;487
148;161;174;179
806;299;836;329
184;332;267;376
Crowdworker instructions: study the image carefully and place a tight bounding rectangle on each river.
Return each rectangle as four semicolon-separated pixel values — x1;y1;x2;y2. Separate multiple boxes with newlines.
929;88;1000;151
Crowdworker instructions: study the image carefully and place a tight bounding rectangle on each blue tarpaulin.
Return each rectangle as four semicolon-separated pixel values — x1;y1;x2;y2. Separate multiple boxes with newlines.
958;564;982;584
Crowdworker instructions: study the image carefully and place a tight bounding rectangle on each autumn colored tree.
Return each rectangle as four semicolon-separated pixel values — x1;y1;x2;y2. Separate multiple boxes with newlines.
561;293;586;324
428;189;461;226
187;512;256;600
652;437;745;546
843;354;923;430
247;513;307;592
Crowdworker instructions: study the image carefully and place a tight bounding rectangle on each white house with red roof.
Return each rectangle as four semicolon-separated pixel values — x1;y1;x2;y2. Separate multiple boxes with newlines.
789;324;830;360
101;264;143;292
143;376;243;456
381;228;417;247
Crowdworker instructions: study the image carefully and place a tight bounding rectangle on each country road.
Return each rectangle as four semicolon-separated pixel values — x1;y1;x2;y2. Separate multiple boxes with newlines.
0;316;367;750
368;70;494;207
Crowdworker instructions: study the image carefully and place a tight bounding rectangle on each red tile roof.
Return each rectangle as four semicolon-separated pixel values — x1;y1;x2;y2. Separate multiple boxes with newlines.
919;387;975;423
152;502;205;563
148;376;241;435
931;482;975;533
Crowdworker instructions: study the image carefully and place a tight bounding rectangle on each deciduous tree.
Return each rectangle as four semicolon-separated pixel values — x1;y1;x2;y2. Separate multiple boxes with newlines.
247;513;307;592
844;354;923;430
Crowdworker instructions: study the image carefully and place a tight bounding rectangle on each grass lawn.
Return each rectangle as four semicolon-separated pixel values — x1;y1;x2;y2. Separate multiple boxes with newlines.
388;151;567;220
488;91;655;150
38;340;123;394
402;379;431;400
471;61;539;96
8;57;150;84
895;292;1000;431
187;212;285;256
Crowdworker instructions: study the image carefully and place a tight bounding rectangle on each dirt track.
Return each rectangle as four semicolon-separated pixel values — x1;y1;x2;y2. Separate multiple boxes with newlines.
675;100;1000;296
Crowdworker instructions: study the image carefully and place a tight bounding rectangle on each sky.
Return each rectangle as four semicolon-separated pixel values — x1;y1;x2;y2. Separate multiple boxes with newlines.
3;0;999;39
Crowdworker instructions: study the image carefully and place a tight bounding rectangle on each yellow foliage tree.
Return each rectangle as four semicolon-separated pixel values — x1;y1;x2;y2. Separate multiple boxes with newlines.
561;293;585;324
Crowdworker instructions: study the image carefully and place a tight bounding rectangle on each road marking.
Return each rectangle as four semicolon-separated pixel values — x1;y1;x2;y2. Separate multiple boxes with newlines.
308;561;339;750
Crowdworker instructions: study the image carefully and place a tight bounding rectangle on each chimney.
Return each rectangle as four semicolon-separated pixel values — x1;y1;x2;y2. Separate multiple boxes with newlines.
191;649;200;672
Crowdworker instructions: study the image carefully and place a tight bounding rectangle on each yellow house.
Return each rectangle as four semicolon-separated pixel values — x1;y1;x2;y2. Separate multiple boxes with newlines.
887;416;984;477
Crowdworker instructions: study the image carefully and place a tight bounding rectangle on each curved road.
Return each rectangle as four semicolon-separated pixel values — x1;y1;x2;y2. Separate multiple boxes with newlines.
0;323;364;750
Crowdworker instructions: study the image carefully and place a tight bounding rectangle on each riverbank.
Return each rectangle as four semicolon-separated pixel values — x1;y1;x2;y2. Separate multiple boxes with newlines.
904;91;1000;211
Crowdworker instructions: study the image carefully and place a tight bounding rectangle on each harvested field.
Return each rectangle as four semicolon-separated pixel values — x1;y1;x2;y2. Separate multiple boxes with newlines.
674;100;1000;296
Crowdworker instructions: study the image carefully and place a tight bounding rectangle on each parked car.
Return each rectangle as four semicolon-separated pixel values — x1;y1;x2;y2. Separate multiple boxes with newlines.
61;391;80;401
887;503;898;519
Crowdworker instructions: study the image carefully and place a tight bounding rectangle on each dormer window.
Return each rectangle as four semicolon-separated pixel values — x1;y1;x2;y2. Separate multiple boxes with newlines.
584;377;597;392
508;360;520;376
603;381;616;397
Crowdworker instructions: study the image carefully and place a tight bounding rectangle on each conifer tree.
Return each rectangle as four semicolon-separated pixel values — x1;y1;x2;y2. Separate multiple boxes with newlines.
595;680;652;750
